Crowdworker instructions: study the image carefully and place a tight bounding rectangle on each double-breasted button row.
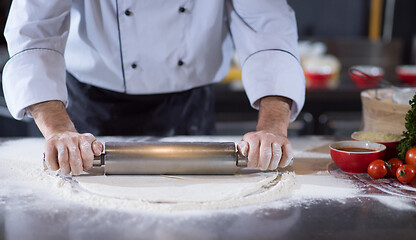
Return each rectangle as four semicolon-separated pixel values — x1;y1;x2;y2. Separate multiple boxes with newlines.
130;61;183;69
125;7;185;16
125;8;186;69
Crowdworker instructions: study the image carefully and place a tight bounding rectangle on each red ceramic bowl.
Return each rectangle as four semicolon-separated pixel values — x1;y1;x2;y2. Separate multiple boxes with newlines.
349;65;384;87
305;71;333;88
329;141;386;173
396;65;416;85
351;131;399;160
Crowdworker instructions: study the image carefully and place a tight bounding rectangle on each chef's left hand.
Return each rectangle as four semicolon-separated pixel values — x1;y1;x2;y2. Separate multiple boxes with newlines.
237;96;294;170
237;131;293;170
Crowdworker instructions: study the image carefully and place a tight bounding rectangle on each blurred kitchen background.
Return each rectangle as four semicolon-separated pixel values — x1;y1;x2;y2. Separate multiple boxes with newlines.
1;0;416;137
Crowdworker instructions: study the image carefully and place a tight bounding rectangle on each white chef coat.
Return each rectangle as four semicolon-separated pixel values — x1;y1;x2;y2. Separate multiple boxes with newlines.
2;0;305;121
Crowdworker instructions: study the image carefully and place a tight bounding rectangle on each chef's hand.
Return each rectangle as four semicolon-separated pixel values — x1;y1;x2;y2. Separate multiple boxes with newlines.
28;100;103;175
45;132;103;175
237;96;294;170
237;131;293;170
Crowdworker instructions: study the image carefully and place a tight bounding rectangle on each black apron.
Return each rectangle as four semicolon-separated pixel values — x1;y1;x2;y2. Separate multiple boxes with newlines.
66;73;216;136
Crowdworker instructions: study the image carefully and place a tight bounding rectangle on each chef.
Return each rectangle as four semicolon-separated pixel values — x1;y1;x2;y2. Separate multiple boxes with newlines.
2;1;305;175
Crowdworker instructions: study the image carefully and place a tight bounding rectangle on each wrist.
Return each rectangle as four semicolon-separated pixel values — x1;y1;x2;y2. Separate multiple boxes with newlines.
256;96;292;136
44;125;77;140
28;100;77;139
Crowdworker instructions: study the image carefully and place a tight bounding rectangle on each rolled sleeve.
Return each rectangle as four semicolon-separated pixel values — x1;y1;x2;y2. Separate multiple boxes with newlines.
227;0;305;121
2;49;68;119
242;50;305;121
2;0;71;120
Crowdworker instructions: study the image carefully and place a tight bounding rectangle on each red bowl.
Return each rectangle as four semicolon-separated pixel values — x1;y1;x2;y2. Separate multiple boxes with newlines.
349;65;384;87
329;141;386;173
305;71;333;88
396;65;416;85
351;132;399;160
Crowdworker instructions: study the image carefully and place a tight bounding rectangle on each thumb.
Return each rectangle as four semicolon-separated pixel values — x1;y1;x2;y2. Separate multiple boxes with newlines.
237;141;249;156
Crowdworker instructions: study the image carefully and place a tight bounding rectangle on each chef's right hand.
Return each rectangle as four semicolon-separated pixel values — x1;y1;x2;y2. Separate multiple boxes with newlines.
44;131;103;175
27;101;104;175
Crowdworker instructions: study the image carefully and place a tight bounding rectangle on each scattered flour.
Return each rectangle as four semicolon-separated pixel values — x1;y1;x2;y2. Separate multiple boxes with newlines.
0;138;296;211
1;137;412;213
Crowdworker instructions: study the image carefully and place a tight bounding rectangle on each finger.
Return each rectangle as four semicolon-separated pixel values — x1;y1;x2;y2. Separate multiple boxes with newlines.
79;134;95;171
68;142;83;175
237;141;249;156
269;142;282;170
279;143;294;168
92;140;103;156
57;145;70;174
243;135;260;168
45;141;59;171
258;141;273;170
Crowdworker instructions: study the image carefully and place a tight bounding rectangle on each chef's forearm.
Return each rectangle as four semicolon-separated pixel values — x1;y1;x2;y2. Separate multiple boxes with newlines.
256;96;292;136
28;100;77;139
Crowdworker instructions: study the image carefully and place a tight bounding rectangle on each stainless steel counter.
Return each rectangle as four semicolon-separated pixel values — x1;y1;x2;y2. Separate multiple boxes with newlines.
0;136;415;240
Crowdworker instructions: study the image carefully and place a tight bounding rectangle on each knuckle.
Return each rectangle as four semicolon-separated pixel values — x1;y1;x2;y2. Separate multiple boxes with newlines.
70;137;79;145
265;135;275;142
247;134;258;141
80;141;91;149
68;145;78;153
273;142;282;150
47;138;58;146
273;148;282;155
58;133;69;141
80;134;92;143
265;132;276;138
82;133;94;139
56;137;66;145
273;141;282;147
244;132;255;137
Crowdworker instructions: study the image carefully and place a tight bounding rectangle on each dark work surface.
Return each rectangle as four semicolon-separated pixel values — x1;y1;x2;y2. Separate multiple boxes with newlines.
1;196;415;240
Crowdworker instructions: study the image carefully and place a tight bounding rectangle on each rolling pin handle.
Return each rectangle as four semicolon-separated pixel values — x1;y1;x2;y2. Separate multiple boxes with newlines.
236;151;248;167
93;154;104;167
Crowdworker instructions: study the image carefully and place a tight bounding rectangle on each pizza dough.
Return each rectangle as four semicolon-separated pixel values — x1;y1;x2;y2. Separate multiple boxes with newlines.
75;173;280;203
71;171;296;210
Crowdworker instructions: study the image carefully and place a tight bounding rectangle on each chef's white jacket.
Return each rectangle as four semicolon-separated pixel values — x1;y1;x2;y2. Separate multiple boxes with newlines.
2;0;305;121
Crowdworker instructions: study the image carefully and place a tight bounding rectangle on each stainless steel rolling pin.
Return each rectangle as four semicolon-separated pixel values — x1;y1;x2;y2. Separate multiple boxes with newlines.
93;142;248;175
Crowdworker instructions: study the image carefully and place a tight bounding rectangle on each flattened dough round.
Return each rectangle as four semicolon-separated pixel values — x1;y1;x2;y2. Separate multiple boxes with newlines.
75;173;279;203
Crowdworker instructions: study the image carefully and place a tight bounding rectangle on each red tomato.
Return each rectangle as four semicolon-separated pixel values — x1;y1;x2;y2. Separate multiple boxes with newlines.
405;146;416;168
386;158;404;177
367;160;387;179
396;164;416;184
